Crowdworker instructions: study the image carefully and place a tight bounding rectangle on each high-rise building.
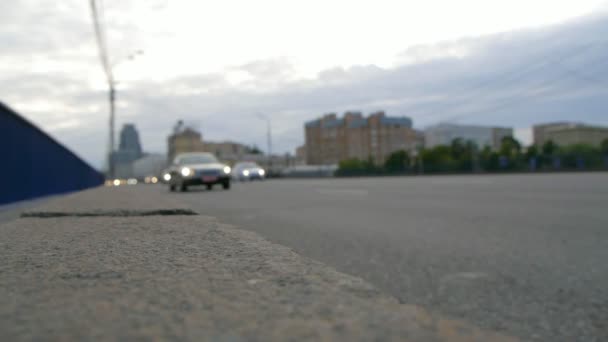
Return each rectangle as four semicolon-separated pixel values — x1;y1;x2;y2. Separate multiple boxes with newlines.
118;124;143;157
533;122;608;147
424;123;513;150
304;111;422;165
112;123;144;178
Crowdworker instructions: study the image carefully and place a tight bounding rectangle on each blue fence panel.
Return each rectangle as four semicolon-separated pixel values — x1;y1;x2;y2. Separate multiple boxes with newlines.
0;102;104;205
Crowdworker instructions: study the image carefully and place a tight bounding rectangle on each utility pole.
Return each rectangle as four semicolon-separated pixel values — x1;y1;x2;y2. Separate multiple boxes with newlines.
256;113;273;172
109;85;116;177
90;0;115;178
90;0;141;178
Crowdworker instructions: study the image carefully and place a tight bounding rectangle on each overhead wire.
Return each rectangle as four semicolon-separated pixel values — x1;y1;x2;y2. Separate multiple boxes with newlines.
441;53;608;123
416;40;608;124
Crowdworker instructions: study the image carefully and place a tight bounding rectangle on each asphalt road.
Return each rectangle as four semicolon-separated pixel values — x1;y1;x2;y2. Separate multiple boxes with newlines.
169;173;608;342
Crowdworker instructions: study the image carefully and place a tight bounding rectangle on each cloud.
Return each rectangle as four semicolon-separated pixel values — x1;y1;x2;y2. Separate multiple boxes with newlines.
2;5;608;169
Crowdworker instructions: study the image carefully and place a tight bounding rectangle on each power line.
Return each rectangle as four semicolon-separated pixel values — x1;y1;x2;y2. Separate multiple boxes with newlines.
419;41;608;124
441;55;608;123
412;40;607;123
98;0;110;69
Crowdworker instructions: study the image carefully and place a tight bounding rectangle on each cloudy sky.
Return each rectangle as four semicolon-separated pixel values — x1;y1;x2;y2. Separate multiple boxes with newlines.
2;0;608;169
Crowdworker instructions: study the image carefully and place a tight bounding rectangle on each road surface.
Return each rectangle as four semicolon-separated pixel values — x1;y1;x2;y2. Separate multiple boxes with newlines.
172;173;608;341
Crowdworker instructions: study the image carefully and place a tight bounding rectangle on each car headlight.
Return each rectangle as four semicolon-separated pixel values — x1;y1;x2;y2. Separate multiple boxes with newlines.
243;170;250;176
259;169;265;176
223;166;231;174
181;167;192;177
163;173;171;181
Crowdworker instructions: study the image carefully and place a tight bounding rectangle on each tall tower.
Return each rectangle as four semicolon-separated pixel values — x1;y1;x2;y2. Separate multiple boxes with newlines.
118;124;143;158
111;123;144;178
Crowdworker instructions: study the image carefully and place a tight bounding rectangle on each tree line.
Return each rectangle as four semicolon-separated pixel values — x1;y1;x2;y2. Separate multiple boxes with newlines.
336;137;608;176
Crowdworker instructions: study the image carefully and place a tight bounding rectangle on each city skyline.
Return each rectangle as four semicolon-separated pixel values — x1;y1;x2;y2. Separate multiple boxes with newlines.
2;1;608;169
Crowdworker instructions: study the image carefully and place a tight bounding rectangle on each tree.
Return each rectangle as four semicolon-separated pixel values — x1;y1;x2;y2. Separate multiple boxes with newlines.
479;146;499;171
524;145;539;161
463;141;479;172
542;140;558;156
450;138;466;160
601;138;608;155
336;158;364;176
384;150;410;173
497;136;522;170
421;145;457;173
248;145;263;154
539;140;559;170
500;136;522;157
524;145;539;171
336;157;381;176
560;144;602;169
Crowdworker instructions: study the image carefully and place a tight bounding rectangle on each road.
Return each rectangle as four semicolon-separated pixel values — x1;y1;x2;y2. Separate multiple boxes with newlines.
170;173;608;342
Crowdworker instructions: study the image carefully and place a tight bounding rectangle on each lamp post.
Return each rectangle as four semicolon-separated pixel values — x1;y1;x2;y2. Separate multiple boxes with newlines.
104;51;143;178
255;113;272;172
90;0;144;178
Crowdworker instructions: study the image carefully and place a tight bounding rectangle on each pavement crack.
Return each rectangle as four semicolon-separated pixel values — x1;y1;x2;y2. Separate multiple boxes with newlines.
20;209;198;218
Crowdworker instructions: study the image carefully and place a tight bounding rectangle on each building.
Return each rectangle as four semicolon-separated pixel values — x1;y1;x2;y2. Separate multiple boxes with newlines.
167;121;206;163
132;153;167;179
112;123;144;179
424;123;513;150
118;124;143;158
533;122;608;147
534;122;608;147
532;122;571;147
295;145;306;165
204;141;251;161
305;111;423;165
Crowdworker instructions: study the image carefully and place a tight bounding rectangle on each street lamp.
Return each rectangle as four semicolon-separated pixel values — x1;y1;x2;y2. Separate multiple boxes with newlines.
255;113;272;172
90;0;144;178
105;51;143;178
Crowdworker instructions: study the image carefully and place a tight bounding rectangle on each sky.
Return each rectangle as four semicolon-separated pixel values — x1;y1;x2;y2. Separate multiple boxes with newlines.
2;0;608;169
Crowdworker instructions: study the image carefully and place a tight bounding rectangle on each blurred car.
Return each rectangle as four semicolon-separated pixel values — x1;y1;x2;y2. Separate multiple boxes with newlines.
163;152;231;192
232;162;266;181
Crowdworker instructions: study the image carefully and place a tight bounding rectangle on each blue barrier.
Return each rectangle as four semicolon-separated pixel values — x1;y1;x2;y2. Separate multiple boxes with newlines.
0;102;104;205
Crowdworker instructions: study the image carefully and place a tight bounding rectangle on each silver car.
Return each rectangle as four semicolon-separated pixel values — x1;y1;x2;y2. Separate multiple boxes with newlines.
163;152;231;192
232;162;266;181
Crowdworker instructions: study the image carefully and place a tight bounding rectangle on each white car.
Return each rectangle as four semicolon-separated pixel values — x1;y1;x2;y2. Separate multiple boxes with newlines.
163;152;231;192
232;162;266;181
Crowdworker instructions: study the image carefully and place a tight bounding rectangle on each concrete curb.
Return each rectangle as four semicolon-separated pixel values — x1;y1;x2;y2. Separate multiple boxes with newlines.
0;186;517;341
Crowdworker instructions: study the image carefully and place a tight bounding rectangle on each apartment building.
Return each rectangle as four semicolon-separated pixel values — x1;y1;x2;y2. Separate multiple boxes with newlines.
304;111;423;165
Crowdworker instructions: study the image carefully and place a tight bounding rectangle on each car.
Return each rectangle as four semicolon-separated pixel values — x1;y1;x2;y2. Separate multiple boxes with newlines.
232;162;266;181
163;152;231;192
